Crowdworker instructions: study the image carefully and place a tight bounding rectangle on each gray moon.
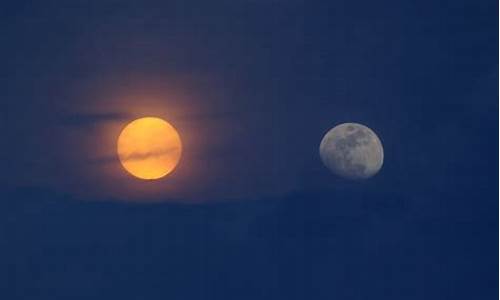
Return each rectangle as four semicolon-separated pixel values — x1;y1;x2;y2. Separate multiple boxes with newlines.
319;123;384;179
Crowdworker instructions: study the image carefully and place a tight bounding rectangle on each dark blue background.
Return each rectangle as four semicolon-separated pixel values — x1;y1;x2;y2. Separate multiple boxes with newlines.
0;0;497;299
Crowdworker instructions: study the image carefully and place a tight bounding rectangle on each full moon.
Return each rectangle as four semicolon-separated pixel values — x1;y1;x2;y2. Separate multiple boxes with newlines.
117;117;182;180
319;123;383;179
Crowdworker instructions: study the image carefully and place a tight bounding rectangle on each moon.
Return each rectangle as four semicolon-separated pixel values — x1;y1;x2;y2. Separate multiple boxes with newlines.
319;123;383;179
117;117;182;180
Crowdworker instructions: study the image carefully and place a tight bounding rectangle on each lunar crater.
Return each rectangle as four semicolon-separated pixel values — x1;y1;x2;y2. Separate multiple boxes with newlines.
319;123;383;179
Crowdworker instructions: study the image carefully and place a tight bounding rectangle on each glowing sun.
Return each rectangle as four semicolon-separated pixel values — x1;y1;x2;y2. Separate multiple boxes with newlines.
117;117;182;180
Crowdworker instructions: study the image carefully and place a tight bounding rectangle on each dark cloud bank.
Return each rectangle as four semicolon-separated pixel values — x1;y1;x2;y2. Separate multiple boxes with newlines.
0;186;495;300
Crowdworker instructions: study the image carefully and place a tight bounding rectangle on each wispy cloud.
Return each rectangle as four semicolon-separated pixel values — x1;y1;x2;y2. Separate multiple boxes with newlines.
59;112;132;127
90;147;180;165
120;147;180;162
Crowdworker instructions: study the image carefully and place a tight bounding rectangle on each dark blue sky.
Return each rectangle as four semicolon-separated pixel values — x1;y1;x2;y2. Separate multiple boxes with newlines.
0;0;498;299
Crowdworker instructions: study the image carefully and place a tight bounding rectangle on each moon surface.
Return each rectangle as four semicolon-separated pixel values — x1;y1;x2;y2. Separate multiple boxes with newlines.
117;117;182;180
319;123;383;179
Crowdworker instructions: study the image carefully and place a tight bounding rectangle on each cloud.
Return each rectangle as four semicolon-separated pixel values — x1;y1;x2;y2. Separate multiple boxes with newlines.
120;147;180;162
59;110;251;128
59;112;132;127
90;147;180;165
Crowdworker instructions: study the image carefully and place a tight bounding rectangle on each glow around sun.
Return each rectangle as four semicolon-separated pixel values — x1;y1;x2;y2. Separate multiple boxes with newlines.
117;117;182;180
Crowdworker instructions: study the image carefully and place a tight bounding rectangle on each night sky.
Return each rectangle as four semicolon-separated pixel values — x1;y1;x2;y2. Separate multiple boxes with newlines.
1;0;498;299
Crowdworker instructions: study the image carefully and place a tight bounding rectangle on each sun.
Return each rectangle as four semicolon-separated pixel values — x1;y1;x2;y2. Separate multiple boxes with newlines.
117;117;182;180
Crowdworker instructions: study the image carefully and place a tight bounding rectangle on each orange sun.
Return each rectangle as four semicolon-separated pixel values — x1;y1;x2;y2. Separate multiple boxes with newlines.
117;117;182;180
